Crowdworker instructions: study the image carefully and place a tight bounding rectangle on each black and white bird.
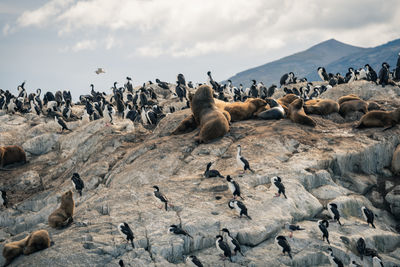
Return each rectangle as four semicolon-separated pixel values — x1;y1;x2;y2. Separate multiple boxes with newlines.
118;222;135;248
318;220;330;244
356;237;366;260
275;235;292;259
365;64;378;83
215;235;232;262
226;175;243;200
361;206;376;228
155;78;169;90
236;145;254;173
272;176;287;198
221;228;244;256
204;162;224;178
284;222;305;238
55;115;71;132
228;199;251;219
317;67;329;81
177;73;186;86
153;186;169;211
327;248;344;267
328;203;342;225
71;173;84;196
350;260;363;267
1;190;8;208
372;256;384;267
185;255;203;267
168;225;192;238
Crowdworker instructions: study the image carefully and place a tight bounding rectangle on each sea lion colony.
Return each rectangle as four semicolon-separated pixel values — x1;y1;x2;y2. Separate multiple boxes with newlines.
1;62;400;266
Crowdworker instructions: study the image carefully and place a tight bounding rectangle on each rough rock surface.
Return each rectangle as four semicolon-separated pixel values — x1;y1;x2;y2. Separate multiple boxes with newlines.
0;81;400;267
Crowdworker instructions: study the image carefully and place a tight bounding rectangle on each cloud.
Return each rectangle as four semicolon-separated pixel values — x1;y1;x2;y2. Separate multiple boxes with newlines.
71;40;97;52
9;0;400;57
2;24;11;36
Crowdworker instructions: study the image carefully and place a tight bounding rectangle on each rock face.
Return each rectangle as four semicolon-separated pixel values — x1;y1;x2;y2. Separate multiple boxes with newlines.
1;81;400;267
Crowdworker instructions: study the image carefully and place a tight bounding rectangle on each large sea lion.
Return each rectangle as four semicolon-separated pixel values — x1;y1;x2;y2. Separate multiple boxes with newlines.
2;230;51;266
356;108;400;129
339;99;368;117
172;85;230;143
48;190;74;229
288;98;316;127
223;98;267;122
304;99;339;115
338;94;360;105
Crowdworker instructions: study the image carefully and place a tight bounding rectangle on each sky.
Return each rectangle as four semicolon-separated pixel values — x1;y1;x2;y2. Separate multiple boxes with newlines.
1;0;400;98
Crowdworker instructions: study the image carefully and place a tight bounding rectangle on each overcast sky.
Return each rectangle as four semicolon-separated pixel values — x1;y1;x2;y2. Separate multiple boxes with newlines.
1;0;399;97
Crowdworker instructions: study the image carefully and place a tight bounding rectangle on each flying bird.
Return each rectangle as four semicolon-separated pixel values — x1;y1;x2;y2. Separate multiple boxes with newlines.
95;68;106;75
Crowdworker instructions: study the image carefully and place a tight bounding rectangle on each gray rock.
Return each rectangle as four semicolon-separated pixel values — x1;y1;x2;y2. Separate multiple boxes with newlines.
22;133;59;155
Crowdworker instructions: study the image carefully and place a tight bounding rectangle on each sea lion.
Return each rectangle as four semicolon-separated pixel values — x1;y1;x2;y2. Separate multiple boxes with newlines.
288;98;316;127
0;145;26;168
338;94;360;105
277;94;299;114
356;108;400;129
172;85;230;143
2;235;28;266
23;230;51;255
48;190;74;229
339;99;368;117
2;230;50;266
304;99;339;115
257;98;285;120
223;98;267;122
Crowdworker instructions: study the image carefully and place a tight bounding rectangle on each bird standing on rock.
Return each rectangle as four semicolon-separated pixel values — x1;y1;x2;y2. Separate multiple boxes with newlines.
221;228;244;256
168;225;193;238
153;186;169;211
272;176;287;198
118;222;135;248
71;173;84;196
215;235;232;262
328;203;342;225
204;162;224;178
318;220;330;244
226;175;243;200
55;115;71;133
228;199;251;219
236;145;254;173
361;206;376;228
284;222;305;238
275;235;292;259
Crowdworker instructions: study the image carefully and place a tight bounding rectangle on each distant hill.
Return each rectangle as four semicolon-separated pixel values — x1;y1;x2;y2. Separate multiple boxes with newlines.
226;38;400;87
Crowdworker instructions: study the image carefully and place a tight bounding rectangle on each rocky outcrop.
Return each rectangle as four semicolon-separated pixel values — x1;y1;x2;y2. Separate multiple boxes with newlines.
1;81;400;267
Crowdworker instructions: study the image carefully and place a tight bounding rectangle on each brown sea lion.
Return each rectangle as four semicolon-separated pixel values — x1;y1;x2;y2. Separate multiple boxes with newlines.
304;99;339;115
277;94;299;114
288;98;316;127
48;190;74;229
3;230;51;266
338;94;360;105
339;99;368;117
223;98;267;122
356;108;400;129
172;85;230;143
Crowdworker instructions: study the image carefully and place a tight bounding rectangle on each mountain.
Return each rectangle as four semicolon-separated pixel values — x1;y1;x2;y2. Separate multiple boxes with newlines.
226;38;400;87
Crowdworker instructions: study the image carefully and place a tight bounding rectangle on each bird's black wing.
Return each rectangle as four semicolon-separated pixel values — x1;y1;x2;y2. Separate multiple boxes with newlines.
333;257;344;267
120;224;133;238
72;176;84;189
277;238;290;252
155;191;168;202
240;157;250;168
